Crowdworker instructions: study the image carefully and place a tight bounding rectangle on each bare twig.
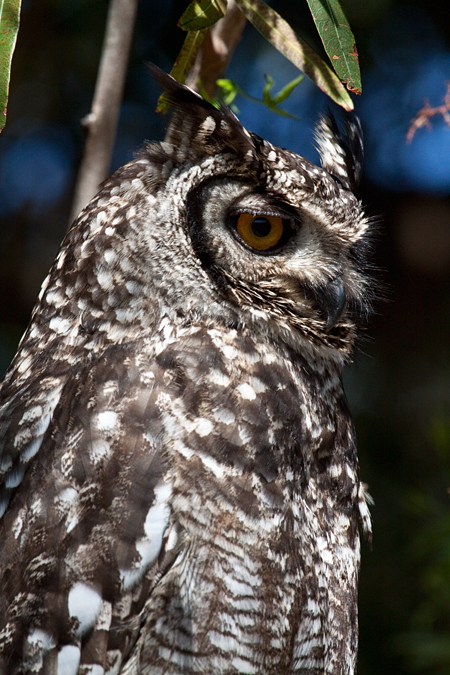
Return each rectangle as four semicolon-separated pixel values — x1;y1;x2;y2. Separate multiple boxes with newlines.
185;0;247;98
69;0;139;224
407;82;450;143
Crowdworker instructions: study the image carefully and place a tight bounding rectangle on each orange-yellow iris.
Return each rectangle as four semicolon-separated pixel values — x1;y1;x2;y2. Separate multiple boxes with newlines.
236;213;284;251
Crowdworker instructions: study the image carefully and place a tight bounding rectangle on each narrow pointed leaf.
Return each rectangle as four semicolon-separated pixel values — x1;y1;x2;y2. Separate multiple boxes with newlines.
179;0;227;31
156;29;206;113
234;0;353;110
306;0;361;94
262;74;274;106
0;0;21;132
216;78;240;106
272;74;304;105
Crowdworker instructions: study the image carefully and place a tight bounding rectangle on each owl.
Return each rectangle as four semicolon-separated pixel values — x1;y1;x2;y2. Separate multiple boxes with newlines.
0;64;372;675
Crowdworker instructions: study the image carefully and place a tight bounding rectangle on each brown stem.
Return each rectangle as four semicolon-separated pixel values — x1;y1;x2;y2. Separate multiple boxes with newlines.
185;0;247;98
407;81;450;143
69;0;139;224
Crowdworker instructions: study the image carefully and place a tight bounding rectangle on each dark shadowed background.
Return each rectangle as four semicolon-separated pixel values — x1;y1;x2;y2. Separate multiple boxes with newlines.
1;1;450;673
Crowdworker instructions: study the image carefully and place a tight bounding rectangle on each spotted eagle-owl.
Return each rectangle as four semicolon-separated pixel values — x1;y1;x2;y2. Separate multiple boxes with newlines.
0;65;372;674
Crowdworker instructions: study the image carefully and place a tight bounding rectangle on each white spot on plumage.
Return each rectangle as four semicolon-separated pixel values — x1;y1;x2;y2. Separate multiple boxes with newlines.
66;514;78;533
57;645;81;675
89;210;107;235
144;483;172;539
36;272;51;302
103;249;116;264
173;439;194;459
27;628;55;650
56;250;66;269
57;487;78;506
120;482;171;590
68;583;102;636
207;368;230;387
21;437;43;461
238;426;252;445
19;405;43;425
165;524;178;552
200;116;216;134
45;288;65;306
0;454;12;471
104;650;122;675
209;631;241;652
83;665;104;675
96;269;113;290
125;280;139;295
131;179;144;191
90;439;111;463
214;407;235;425
232;656;258;674
49;316;72;335
236;383;256;400
224;576;253;597
198;452;225;478
17;354;32;374
329;463;342;478
96;411;118;431
249;377;266;394
5;465;25;489
195;417;213;437
220;343;239;360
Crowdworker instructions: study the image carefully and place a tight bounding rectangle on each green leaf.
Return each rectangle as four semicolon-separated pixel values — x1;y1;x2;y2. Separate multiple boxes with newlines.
261;73;303;118
216;78;240;106
156;29;206;113
0;0;21;133
179;0;227;31
216;74;304;119
262;74;274;106
234;0;353;111
266;73;304;105
305;0;361;94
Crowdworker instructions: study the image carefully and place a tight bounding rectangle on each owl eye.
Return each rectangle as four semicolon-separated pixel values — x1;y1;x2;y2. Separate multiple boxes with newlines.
235;213;284;251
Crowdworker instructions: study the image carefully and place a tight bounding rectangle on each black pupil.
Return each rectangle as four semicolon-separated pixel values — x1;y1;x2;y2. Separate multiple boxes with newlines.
251;217;272;238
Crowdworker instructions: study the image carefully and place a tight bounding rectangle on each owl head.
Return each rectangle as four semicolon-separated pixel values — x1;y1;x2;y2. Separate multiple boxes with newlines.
132;65;372;362
18;65;372;386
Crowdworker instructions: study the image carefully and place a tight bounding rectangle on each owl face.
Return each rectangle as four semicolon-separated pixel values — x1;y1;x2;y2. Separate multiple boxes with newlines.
187;174;357;342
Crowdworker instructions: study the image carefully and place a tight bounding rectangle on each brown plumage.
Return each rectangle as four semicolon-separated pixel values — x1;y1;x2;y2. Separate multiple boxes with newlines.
0;66;372;674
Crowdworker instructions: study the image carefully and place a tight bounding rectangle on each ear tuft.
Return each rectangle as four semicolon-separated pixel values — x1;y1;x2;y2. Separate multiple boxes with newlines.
146;63;257;162
315;114;363;191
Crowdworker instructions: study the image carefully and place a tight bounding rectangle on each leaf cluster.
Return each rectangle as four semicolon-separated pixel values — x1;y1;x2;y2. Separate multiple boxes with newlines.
0;0;361;131
162;0;360;113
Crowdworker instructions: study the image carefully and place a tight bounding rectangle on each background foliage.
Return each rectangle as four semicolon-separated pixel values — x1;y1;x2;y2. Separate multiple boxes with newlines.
1;1;450;673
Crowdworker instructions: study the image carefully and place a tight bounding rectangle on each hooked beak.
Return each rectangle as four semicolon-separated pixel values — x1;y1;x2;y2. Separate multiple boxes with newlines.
317;274;346;330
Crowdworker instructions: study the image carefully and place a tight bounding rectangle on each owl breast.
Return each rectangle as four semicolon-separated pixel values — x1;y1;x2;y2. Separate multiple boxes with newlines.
128;327;361;674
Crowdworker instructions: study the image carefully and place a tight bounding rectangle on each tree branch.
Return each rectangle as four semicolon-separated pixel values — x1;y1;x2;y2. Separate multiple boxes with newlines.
69;0;139;224
185;0;247;98
407;82;450;143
